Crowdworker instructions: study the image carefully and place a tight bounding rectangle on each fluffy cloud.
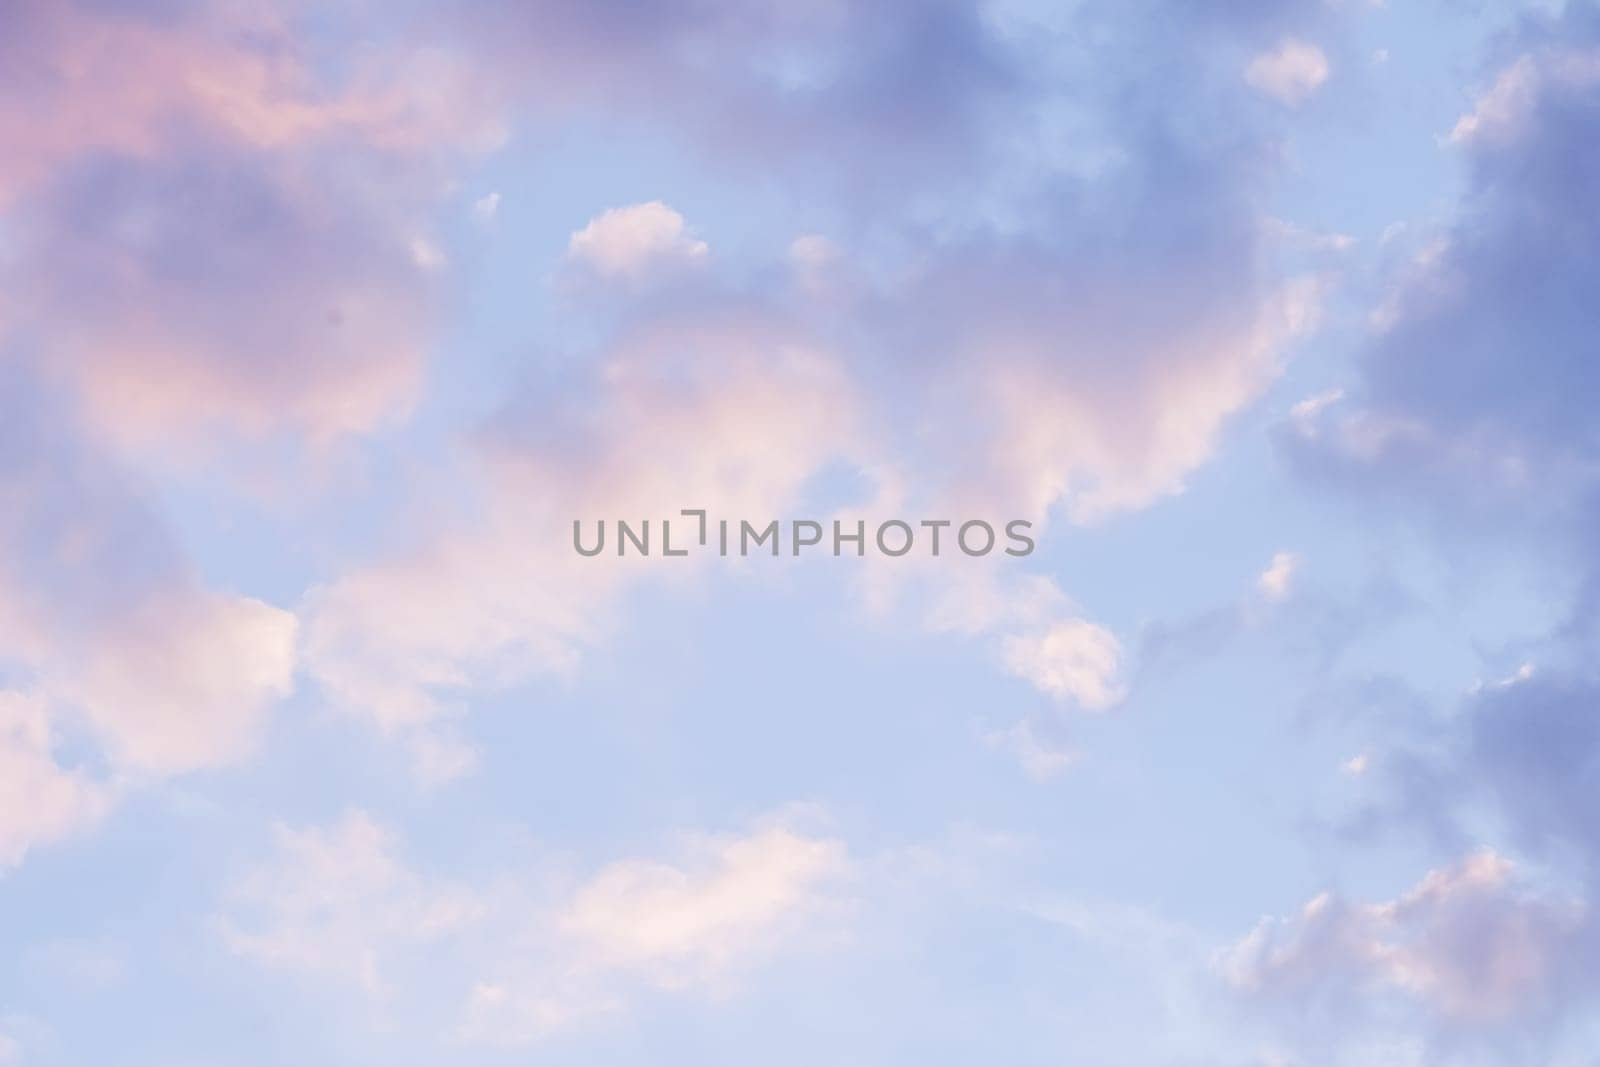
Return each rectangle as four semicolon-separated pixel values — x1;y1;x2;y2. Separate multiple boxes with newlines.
558;823;847;987
567;201;709;281
465;818;849;1043
219;812;483;994
1449;50;1600;146
1230;635;1600;1052
1273;2;1600;858
1284;12;1600;507
1259;18;1600;1052
218;809;848;1042
1223;851;1587;1028
1443;672;1600;884
887;267;1321;525
0;0;497;455
0;1;492;204
1245;40;1331;106
1258;551;1299;601
9;149;435;452
0;580;295;777
4;0;1339;821
448;0;1015;202
299;0;1333;756
0;378;296;872
58;589;296;774
0;0;1337;779
0;693;109;869
0;392;297;777
1000;620;1124;710
300;307;859;766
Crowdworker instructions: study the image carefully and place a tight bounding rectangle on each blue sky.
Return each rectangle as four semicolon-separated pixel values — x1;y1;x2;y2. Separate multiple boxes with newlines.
3;1;1600;1064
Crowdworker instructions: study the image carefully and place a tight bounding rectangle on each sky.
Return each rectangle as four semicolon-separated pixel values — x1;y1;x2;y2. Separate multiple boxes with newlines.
2;0;1600;1064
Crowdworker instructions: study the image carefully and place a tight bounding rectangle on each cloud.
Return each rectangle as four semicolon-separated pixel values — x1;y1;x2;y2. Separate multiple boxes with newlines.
870;231;1324;527
1265;24;1600;1051
300;309;859;764
8;147;434;454
0;392;297;776
0;1;442;203
465;814;849;1044
449;0;1016;207
219;811;483;995
566;201;709;281
558;823;848;986
999;620;1125;710
0;0;498;456
298;0;1334;755
1222;851;1588;1029
0;692;109;869
1258;551;1300;601
1242;670;1600;1051
1245;40;1331;106
0;376;296;873
983;717;1077;781
59;589;296;774
1282;12;1600;511
1453;672;1600;882
218;808;847;1043
1449;50;1600;146
473;191;502;222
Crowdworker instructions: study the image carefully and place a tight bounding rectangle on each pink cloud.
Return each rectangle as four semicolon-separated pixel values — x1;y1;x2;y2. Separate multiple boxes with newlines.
300;308;860;768
0;0;499;454
1223;851;1588;1027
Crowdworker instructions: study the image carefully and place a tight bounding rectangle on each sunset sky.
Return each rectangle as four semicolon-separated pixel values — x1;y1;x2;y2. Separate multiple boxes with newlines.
4;1;1600;1064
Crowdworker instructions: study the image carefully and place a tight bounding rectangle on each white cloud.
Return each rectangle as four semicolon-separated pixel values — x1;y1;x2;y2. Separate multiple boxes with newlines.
559;822;847;987
61;593;296;774
1221;851;1585;1025
409;236;446;271
984;718;1077;781
300;315;857;760
1449;50;1600;145
1258;551;1299;602
1450;56;1540;145
567;201;708;280
0;397;299;873
1471;662;1535;694
1245;41;1330;106
219;808;848;1044
0;0;497;457
1289;388;1344;429
969;275;1323;524
218;811;482;994
0;424;299;780
309;210;1322;759
473;191;501;222
0;693;108;868
1000;619;1124;710
463;814;848;1044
